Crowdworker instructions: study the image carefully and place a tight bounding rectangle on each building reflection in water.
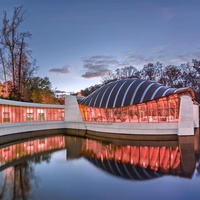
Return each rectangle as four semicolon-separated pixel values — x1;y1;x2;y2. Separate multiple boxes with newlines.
0;136;66;167
0;131;199;198
78;134;198;180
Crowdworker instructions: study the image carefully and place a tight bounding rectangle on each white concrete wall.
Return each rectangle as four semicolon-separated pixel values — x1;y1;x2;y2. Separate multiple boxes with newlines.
0;120;178;136
0;121;66;136
178;95;194;136
80;122;178;135
65;95;82;122
193;104;199;128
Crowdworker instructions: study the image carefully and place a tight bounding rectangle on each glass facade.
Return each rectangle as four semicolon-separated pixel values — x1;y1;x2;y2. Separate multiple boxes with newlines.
79;94;180;123
0;104;64;123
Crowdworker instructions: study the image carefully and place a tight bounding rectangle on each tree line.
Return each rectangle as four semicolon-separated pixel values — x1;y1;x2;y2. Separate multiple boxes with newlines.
0;6;58;104
81;60;200;102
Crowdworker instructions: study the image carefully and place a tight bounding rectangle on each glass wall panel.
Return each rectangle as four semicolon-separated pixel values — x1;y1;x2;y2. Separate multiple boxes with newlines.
147;101;158;122
86;107;91;122
0;103;64;123
108;108;114;122
129;105;138;122
168;95;179;122
33;107;37;121
58;109;64;120
100;108;107;122
137;103;148;122
113;108;122;122
3;105;10;123
10;106;14;122
97;108;103;122
46;108;51;121
78;95;181;124
92;107;101;122
157;98;168;122
54;108;59;120
37;108;45;121
15;106;21;122
27;107;34;121
121;107;129;122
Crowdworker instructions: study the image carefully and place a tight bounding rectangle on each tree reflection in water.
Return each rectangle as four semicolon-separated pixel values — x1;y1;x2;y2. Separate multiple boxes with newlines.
0;132;199;199
14;154;52;200
13;162;33;200
196;149;200;175
0;153;51;200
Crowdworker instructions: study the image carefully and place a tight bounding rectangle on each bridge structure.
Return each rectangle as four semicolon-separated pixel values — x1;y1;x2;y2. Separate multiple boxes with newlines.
0;94;199;139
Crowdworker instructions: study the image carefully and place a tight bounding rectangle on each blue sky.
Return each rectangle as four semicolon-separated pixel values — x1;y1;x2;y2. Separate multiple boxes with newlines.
0;0;200;93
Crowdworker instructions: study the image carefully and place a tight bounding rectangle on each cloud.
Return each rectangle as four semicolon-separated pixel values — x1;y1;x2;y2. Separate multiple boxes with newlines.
49;65;70;74
124;52;154;66
168;52;200;64
123;50;200;67
153;45;169;55
80;50;200;79
176;54;191;62
81;55;119;78
192;52;200;58
82;68;111;78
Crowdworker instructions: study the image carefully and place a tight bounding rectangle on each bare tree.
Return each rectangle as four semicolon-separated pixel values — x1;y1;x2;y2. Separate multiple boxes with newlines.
140;63;156;80
0;48;7;89
163;65;181;87
101;66;140;85
101;71;118;84
0;6;37;100
192;59;200;73
179;62;198;88
120;66;140;78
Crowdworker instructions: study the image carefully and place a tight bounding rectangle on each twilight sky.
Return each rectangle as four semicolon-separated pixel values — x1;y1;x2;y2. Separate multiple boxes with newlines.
1;0;200;93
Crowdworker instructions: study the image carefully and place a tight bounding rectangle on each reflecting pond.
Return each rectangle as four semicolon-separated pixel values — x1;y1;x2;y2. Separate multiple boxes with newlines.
0;131;200;200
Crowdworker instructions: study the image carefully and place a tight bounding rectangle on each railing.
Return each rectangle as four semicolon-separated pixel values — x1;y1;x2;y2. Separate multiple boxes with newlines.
0;99;65;123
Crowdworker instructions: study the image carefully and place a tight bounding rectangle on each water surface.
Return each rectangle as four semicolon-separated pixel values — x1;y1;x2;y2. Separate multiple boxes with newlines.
0;132;199;200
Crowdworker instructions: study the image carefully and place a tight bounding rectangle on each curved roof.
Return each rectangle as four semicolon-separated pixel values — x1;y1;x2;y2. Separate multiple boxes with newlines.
79;78;192;108
87;157;163;181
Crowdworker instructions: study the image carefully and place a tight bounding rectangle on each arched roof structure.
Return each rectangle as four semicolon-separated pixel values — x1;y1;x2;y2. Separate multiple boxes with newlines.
87;157;163;181
79;78;194;108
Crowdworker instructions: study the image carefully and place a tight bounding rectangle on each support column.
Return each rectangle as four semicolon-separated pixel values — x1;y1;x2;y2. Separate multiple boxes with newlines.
64;95;82;122
178;95;194;136
193;104;199;128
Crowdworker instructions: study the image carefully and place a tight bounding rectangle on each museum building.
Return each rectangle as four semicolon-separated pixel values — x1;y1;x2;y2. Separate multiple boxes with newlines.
78;78;196;123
